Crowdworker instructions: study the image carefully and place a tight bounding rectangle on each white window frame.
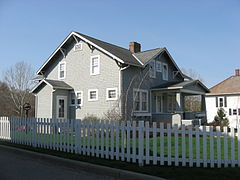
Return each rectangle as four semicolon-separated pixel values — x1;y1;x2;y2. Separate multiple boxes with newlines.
88;89;98;101
58;61;66;79
156;94;163;113
70;91;83;106
133;89;149;112
162;63;168;81
90;55;100;75
76;91;83;106
149;60;156;78
106;88;118;101
156;61;162;72
74;42;83;51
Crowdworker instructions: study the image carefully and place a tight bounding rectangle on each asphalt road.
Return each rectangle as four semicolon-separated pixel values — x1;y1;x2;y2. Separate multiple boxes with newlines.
0;147;119;180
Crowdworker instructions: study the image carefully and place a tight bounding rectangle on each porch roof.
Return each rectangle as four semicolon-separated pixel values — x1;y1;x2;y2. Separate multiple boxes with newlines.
31;79;73;94
151;80;210;94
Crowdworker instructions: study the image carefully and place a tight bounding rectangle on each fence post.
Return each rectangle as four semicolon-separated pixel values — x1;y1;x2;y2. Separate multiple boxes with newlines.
138;121;144;166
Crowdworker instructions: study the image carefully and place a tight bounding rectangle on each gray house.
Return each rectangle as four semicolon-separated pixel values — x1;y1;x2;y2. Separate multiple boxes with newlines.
31;31;209;125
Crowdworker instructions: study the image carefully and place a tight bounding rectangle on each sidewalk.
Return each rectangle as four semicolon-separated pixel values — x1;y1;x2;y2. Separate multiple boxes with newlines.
0;145;165;180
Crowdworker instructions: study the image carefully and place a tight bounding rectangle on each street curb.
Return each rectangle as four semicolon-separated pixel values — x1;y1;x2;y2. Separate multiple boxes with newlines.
0;145;166;180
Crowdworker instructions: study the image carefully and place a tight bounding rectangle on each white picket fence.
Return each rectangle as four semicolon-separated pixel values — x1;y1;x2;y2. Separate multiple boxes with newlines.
0;116;240;168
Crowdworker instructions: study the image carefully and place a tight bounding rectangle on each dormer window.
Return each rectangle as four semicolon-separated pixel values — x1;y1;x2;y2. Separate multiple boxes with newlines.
58;62;66;79
156;61;162;72
149;60;156;78
162;63;168;80
74;43;83;51
90;55;100;75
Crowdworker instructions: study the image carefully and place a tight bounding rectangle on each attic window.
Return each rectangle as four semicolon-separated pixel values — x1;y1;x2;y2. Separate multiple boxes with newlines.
58;62;66;79
74;43;83;51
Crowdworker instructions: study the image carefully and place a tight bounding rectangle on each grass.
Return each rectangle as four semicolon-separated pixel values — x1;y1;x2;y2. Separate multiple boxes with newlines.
10;130;239;160
1;140;240;180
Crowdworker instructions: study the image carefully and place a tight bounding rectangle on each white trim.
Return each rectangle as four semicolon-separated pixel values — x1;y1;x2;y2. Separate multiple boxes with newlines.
162;62;168;81
56;96;67;119
74;42;83;51
133;89;149;113
132;54;144;66
90;55;100;75
88;89;98;101
58;61;66;80
106;88;118;101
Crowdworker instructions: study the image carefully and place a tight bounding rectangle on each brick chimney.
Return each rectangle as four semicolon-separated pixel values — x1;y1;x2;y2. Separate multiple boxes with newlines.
129;42;141;53
235;69;240;76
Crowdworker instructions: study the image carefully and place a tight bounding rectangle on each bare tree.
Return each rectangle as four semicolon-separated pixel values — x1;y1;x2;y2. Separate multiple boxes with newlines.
3;61;35;117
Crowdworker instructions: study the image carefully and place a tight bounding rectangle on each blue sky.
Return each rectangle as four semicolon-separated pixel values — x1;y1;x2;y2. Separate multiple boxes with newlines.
0;0;239;87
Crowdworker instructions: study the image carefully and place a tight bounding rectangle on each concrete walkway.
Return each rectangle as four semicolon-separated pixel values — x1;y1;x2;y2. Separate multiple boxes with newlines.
0;145;165;180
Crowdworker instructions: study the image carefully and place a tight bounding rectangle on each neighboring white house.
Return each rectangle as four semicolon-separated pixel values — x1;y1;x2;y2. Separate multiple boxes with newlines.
206;69;240;128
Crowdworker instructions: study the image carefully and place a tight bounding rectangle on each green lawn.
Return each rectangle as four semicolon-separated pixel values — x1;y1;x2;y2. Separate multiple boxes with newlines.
9;130;239;160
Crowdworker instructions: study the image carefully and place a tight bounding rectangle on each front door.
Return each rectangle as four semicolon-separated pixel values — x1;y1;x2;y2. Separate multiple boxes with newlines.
56;96;67;119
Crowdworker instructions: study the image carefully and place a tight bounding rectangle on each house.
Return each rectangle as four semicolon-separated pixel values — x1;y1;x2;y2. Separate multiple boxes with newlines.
31;31;209;125
205;69;240;128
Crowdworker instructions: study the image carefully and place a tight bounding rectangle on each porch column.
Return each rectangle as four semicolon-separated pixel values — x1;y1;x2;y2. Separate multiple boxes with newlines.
201;95;206;112
176;92;182;111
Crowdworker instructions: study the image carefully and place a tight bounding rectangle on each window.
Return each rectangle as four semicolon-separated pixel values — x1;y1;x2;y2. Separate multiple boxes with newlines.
133;89;148;112
90;55;100;75
70;91;83;106
219;98;224;107
58;62;66;79
88;89;98;101
162;63;168;80
76;91;83;106
58;99;65;118
156;61;162;72
167;94;176;112
238;108;240;116
106;88;118;100
149;60;156;78
229;108;232;116
74;42;82;51
233;109;237;115
216;97;226;107
70;92;76;105
156;94;163;113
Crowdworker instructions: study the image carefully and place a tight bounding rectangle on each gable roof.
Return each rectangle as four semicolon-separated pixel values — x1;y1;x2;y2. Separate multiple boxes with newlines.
208;75;240;95
36;31;185;78
31;79;73;94
152;80;209;93
133;48;164;65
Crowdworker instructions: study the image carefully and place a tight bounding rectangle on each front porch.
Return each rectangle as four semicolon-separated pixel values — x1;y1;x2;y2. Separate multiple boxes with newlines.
151;80;209;126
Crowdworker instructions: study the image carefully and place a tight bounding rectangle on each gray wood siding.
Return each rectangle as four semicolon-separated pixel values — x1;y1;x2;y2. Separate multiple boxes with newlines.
42;38;120;119
121;52;183;118
36;84;52;118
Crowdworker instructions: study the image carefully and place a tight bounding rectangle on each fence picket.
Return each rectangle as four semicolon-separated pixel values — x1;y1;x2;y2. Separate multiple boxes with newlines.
174;124;179;166
153;122;157;165
182;124;186;166
132;121;136;163
209;126;214;168
216;126;221;168
231;127;235;167
238;125;240;167
203;126;207;167
224;126;228;167
95;120;99;157
189;125;193;167
83;120;86;155
196;125;200;167
91;120;95;156
121;121;125;161
100;120;104;158
110;120;114;160
146;121;150;164
105;120;109;159
167;123;172;166
138;121;144;166
160;122;164;165
115;120;119;161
